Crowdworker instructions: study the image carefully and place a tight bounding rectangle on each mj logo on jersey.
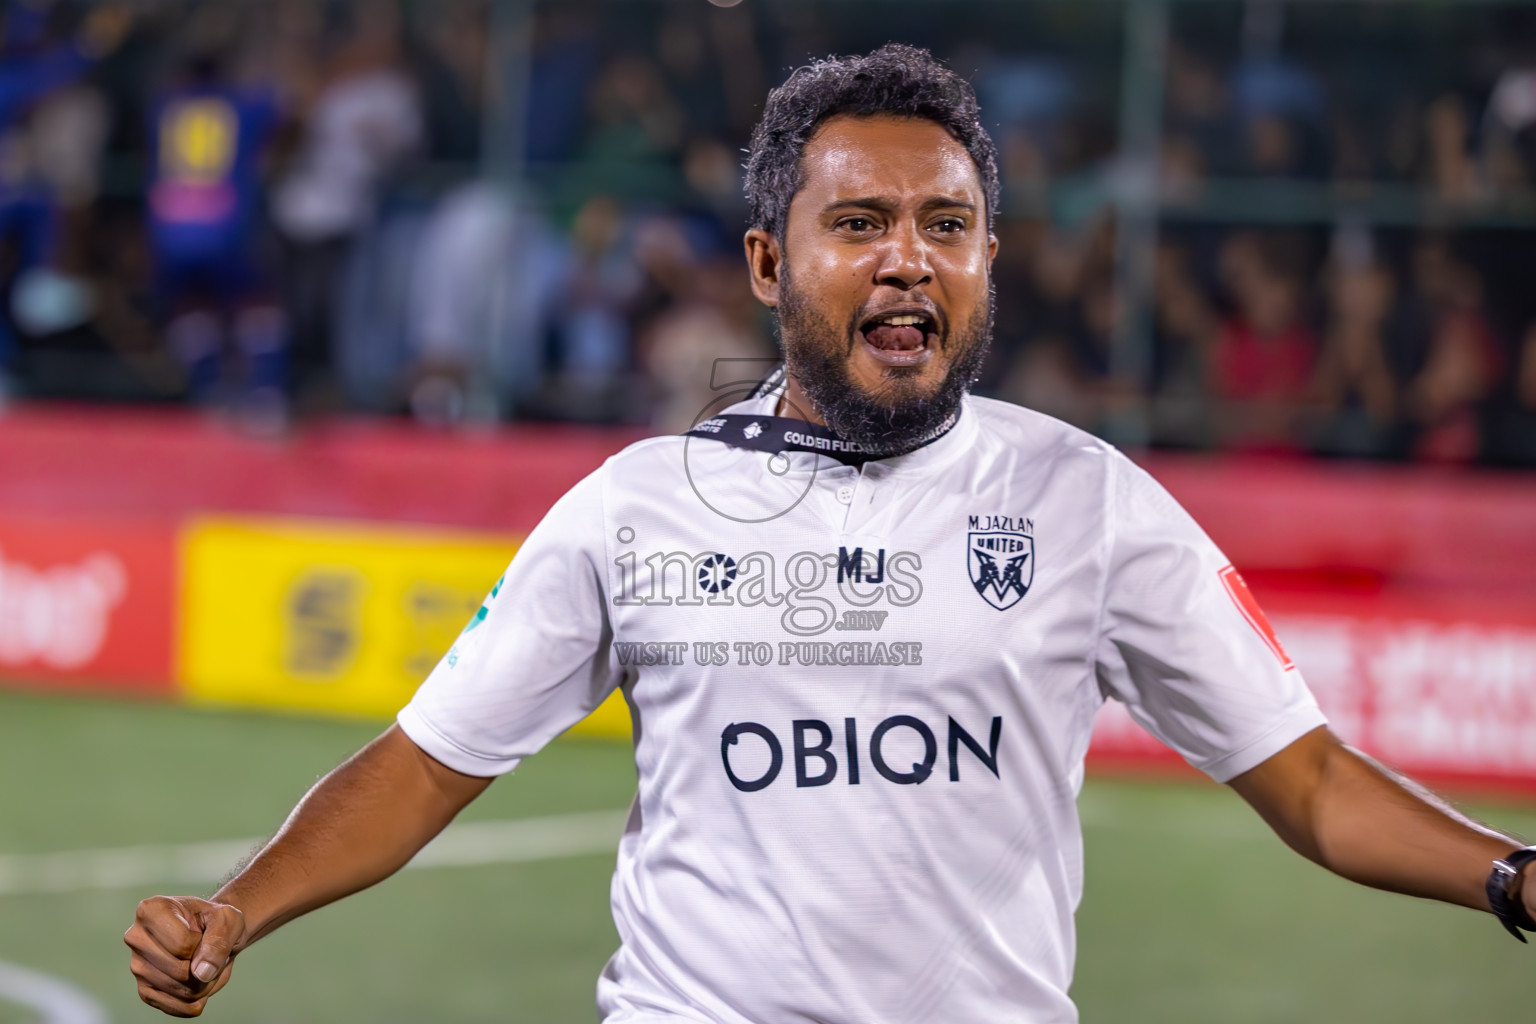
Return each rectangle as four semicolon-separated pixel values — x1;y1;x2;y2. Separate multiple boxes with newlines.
967;516;1034;611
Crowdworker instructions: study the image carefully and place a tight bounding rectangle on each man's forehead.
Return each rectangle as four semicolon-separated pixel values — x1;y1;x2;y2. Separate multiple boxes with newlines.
794;114;984;206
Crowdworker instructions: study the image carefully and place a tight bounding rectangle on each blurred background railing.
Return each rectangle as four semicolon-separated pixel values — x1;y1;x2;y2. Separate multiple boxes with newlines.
3;0;1536;466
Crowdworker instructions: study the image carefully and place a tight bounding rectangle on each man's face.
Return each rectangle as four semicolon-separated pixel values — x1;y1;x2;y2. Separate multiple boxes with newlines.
746;114;997;451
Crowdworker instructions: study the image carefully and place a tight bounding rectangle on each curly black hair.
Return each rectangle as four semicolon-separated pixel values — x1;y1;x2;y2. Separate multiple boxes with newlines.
744;43;1001;240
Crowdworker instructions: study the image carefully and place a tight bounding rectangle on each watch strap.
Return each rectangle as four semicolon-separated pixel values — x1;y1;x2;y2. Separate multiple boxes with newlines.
1487;846;1536;943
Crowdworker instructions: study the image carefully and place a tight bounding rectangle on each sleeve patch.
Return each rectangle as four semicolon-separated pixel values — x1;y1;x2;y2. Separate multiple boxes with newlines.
1218;565;1294;671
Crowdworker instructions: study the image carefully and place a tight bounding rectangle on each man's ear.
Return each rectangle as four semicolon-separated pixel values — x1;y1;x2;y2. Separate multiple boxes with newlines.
744;228;782;307
987;232;999;268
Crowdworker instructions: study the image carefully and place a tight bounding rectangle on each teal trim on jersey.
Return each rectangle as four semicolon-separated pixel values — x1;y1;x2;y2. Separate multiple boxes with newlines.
461;573;506;636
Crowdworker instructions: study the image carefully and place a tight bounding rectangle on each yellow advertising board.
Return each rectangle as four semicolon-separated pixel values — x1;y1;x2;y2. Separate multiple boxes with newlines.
178;516;632;737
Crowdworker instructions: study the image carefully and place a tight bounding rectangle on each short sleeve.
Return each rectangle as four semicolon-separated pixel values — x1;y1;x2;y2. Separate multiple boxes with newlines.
1094;454;1326;783
397;467;620;776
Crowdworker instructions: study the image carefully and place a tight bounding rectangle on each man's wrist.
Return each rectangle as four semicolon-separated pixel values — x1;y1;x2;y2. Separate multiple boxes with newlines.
208;881;261;951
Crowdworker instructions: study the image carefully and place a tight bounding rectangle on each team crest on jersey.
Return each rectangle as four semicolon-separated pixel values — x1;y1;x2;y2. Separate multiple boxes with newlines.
967;527;1033;610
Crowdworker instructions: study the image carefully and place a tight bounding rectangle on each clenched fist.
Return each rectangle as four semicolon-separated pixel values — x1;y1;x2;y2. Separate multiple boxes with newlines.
124;895;246;1017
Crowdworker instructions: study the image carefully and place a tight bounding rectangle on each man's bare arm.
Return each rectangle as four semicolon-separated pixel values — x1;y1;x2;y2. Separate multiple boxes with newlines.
1229;726;1534;922
124;725;491;1017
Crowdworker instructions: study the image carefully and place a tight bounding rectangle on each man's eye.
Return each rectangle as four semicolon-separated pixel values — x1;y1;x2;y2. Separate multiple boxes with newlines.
931;218;965;233
839;217;876;232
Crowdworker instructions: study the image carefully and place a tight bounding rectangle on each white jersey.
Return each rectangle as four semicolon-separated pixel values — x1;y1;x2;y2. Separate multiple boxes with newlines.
398;390;1325;1023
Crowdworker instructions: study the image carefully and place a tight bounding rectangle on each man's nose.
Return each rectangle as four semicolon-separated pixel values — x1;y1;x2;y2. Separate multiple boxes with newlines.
874;222;934;291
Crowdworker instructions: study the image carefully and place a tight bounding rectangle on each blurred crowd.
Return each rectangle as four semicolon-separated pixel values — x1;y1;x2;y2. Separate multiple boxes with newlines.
980;7;1536;467
0;0;778;433
1;0;1535;466
989;218;1536;467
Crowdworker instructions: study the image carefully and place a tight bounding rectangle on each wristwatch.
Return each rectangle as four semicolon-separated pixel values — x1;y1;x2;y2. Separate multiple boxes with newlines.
1486;846;1536;942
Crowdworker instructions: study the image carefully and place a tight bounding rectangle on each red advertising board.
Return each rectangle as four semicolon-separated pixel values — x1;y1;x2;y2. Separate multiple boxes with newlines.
0;514;176;694
5;411;1536;795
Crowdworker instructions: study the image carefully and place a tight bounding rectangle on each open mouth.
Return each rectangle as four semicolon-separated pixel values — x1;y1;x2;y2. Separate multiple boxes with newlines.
856;309;940;366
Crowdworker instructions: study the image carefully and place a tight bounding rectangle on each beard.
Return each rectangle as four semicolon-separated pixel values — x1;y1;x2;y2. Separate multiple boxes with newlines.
775;269;994;457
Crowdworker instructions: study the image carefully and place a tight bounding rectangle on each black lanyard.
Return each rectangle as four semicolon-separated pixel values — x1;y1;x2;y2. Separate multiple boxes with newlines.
685;411;958;467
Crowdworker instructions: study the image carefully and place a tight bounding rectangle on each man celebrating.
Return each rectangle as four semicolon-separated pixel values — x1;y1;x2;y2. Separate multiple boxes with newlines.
127;45;1535;1022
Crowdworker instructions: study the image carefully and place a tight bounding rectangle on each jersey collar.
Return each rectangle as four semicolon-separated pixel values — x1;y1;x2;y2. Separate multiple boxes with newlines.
706;373;978;477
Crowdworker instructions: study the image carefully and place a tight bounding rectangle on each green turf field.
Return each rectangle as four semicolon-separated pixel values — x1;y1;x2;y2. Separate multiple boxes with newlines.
1;689;1532;1023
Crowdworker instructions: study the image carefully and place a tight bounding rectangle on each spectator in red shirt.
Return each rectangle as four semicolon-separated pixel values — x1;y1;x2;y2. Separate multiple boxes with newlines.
1405;236;1502;462
1210;230;1317;451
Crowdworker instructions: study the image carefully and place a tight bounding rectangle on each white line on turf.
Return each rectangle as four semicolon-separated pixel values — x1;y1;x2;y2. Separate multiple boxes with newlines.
0;809;628;897
0;961;110;1024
